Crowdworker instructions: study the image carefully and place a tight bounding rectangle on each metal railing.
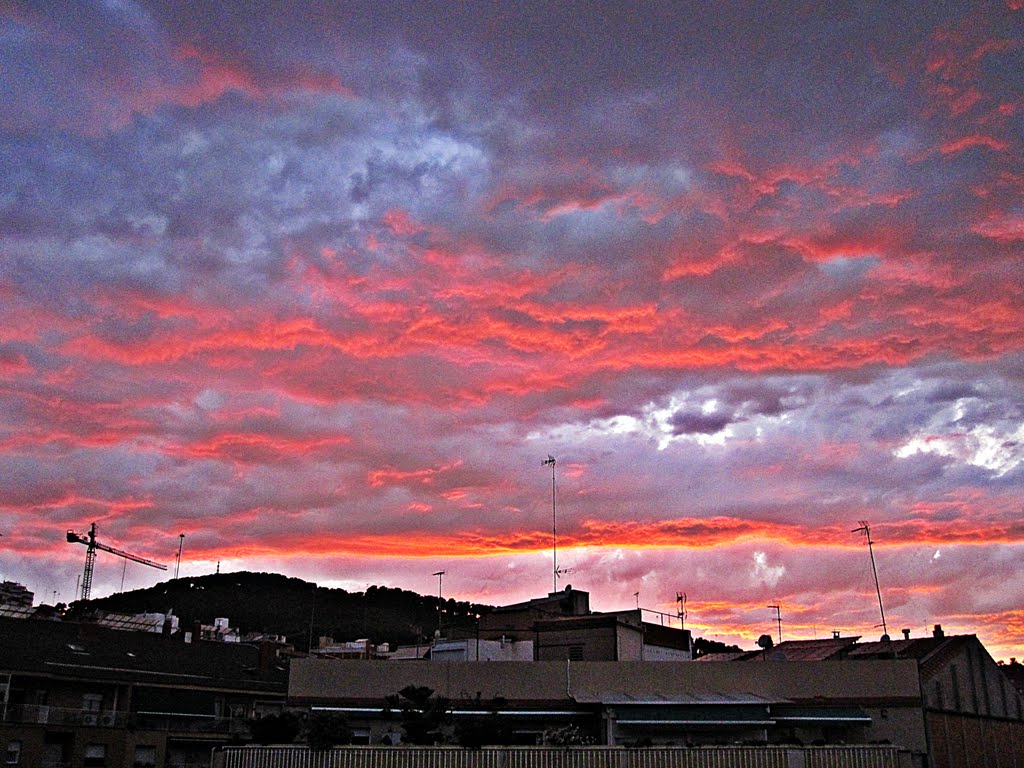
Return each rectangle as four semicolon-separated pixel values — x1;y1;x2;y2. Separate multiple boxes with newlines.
1;705;125;728
1;705;248;735
216;745;904;768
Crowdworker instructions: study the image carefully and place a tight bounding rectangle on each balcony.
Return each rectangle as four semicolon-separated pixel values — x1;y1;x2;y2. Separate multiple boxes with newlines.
132;713;249;735
2;704;129;727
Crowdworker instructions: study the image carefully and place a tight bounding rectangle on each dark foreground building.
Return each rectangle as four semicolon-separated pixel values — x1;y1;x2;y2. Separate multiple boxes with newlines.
0;616;287;768
288;629;1024;767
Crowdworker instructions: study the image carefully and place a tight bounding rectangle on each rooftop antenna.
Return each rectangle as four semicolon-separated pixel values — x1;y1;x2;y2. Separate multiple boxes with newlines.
767;604;782;644
542;455;557;592
676;592;687;631
852;521;888;640
433;570;446;635
174;533;185;580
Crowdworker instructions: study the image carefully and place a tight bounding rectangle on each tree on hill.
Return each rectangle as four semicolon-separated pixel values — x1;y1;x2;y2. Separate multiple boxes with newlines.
74;571;491;651
693;636;743;657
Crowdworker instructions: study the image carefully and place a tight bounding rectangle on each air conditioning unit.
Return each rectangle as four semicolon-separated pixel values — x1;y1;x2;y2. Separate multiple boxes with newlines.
82;713;98;726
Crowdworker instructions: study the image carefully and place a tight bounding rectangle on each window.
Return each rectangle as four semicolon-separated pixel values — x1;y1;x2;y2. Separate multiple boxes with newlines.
5;741;21;765
81;694;104;726
82;694;103;712
351;729;370;746
133;746;156;768
84;744;106;768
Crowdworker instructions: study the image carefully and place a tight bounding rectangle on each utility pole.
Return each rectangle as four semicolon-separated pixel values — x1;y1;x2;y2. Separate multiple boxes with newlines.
768;604;782;644
852;521;888;639
433;570;446;635
543;455;557;592
308;587;316;651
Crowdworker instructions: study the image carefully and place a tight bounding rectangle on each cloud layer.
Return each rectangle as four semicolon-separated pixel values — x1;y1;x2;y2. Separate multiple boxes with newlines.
1;1;1022;659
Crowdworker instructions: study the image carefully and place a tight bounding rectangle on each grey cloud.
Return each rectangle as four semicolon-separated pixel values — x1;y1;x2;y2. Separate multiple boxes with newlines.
669;410;735;435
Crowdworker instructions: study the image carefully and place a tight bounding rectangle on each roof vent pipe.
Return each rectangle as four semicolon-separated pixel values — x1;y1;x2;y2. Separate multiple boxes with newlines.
902;628;911;640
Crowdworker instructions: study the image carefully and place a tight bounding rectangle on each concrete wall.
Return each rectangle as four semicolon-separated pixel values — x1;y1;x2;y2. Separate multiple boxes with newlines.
535;624;623;661
641;643;691;661
616;625;643;662
926;710;1024;768
430;639;533;662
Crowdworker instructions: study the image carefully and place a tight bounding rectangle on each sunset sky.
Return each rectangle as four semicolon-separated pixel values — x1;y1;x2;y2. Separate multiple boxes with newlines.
1;2;1023;659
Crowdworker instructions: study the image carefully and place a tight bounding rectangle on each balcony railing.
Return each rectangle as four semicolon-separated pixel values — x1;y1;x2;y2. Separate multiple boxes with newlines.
1;705;125;728
1;705;249;734
133;713;249;734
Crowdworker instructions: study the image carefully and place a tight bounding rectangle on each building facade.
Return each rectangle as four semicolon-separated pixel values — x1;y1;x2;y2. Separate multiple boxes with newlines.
288;657;926;754
0;616;287;768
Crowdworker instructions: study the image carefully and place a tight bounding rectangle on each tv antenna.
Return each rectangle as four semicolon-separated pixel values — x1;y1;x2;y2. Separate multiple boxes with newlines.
852;521;888;640
174;533;185;579
676;592;687;631
767;604;782;644
542;455;557;592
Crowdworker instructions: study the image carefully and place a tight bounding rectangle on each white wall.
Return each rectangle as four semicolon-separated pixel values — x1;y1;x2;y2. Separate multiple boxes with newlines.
430;639;534;662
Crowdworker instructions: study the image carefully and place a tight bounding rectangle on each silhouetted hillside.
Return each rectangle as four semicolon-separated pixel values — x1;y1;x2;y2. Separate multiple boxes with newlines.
74;571;742;655
74;571;490;652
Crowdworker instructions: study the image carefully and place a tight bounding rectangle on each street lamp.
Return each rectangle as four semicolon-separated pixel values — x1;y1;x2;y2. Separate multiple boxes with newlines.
433;570;446;636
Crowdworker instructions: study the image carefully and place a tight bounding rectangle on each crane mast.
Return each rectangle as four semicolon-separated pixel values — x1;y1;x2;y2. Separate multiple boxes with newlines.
66;522;168;601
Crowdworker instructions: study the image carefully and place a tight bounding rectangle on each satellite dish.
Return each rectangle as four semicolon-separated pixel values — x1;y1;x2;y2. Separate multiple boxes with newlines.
757;634;774;650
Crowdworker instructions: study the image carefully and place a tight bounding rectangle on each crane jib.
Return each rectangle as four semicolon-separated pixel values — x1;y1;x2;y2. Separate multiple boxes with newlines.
66;523;169;602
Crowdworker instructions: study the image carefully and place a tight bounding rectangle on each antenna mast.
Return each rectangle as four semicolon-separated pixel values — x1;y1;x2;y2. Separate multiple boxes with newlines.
676;591;687;631
542;455;557;592
852;521;888;639
767;604;782;644
174;533;185;579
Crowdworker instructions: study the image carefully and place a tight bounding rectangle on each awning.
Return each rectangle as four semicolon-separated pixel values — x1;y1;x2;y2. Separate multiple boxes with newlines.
772;705;871;723
134;688;217;717
615;704;773;727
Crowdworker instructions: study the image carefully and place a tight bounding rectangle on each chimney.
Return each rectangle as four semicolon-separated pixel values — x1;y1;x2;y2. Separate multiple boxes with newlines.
933;624;944;638
832;630;841;639
902;628;911;640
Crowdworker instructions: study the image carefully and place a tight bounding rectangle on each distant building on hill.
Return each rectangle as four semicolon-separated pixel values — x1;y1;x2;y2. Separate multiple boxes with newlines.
0;581;33;608
421;585;692;662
